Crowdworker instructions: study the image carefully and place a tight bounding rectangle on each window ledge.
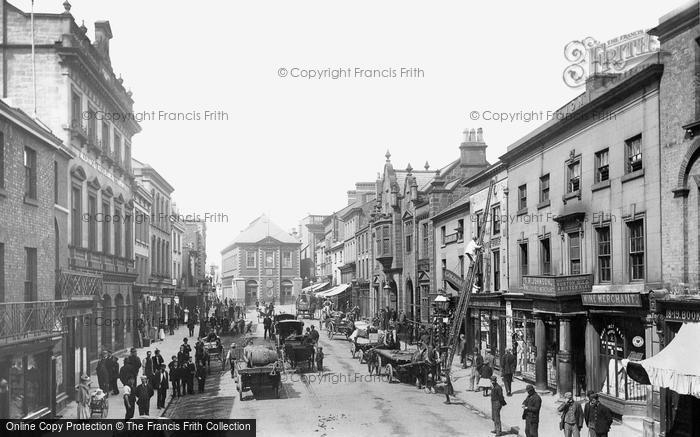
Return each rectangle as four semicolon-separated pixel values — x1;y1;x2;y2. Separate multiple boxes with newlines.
562;190;581;204
24;196;39;207
516;207;528;216
591;180;611;192
537;200;550;210
621;169;644;183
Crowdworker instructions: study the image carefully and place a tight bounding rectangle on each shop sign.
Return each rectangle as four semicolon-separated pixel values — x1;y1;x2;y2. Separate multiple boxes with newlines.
581;292;642;307
523;274;592;297
443;269;465;291
632;336;644;348
472;299;502;309
665;309;700;323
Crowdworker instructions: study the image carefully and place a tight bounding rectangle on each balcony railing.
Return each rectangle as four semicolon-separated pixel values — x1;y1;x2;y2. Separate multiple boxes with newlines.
0;300;67;346
69;119;88;142
57;269;103;300
69;246;136;274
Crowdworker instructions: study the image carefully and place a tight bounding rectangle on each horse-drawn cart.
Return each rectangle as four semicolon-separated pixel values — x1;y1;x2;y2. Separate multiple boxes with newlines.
326;313;355;340
233;345;283;401
295;294;315;319
204;340;224;372
276;320;315;370
366;349;429;384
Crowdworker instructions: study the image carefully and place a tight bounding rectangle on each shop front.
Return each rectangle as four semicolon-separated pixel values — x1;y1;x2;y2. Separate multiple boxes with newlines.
581;291;649;416
632;293;700;437
467;293;506;369
521;274;591;395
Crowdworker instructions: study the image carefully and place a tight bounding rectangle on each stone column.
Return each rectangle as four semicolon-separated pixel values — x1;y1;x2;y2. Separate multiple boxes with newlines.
535;315;548;391
557;317;572;396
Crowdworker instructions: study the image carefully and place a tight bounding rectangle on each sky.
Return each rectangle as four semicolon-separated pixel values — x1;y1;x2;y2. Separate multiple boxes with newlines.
18;0;693;267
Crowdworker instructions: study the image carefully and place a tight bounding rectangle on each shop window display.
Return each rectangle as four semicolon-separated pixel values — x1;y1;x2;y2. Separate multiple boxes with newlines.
599;323;646;401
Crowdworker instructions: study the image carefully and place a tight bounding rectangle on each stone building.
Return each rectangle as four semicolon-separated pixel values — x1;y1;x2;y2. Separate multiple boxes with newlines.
0;100;71;418
221;215;300;306
0;0;140;401
132;159;174;334
499;51;664;429
182;222;207;310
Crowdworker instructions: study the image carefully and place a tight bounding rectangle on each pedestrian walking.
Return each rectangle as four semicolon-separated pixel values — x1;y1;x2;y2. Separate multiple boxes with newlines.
187;319;195;337
196;363;207;393
134;376;154;416
470;348;483;391
155;365;169;409
522;384;542;437
96;350;111;392
153;348;165;370
123;385;136;420
143;351;155;384
501;348;516;396
186;357;196;395
108;351;120;395
158;322;166;341
124;348;141;382
75;374;91;419
584;392;613;437
263;315;272;339
558;391;583;437
309;325;320;344
315;347;324;372
119;359;135;390
226;344;238;377
169;318;176;335
459;334;467;368
178;361;189;396
479;361;494;396
168;356;180;397
490;375;507;436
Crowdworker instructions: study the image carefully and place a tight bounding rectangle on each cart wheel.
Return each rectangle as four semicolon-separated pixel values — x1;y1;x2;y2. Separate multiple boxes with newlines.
350;343;356;358
385;364;394;383
357;349;364;363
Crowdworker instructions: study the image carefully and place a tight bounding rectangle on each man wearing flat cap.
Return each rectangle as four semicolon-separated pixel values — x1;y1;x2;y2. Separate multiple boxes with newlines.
558;391;583;436
584;391;612;437
490;375;506;435
522;384;542;437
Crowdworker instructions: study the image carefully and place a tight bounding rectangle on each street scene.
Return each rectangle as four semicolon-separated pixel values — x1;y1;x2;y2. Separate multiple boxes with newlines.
1;0;700;437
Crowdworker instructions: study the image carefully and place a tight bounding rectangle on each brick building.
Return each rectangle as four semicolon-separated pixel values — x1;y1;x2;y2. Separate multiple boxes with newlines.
0;100;71;418
221;215;300;306
645;3;700;436
1;0;140;404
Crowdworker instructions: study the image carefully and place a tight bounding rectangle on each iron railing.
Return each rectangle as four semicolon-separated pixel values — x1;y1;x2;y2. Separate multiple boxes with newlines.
0;300;68;345
57;269;103;300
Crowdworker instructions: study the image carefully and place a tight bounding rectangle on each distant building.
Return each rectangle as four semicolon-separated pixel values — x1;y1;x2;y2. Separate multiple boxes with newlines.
221;215;301;306
182;222;207;309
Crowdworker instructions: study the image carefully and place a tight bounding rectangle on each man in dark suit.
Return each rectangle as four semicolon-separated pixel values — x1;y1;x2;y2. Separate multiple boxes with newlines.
263;315;272;340
185;357;196;395
584;392;613;437
490;375;507;436
134;376;154;416
108;351;120;395
500;348;517;396
96;350;111;392
154;365;169;409
522;384;542;437
168;355;181;397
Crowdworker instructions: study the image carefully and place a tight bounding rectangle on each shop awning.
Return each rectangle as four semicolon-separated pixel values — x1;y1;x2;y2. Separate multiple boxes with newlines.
317;283;350;298
303;282;329;293
623;322;700;399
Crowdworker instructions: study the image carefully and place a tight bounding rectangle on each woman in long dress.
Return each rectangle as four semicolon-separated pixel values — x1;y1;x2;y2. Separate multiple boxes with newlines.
76;375;91;419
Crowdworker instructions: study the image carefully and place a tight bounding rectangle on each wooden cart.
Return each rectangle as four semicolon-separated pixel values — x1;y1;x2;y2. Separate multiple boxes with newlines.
233;359;282;401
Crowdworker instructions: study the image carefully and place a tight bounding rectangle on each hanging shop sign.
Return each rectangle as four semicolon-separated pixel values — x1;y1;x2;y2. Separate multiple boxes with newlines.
581;292;642;307
664;309;700;323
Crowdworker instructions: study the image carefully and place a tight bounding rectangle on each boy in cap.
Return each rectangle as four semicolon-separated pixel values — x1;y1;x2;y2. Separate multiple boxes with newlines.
315;347;324;373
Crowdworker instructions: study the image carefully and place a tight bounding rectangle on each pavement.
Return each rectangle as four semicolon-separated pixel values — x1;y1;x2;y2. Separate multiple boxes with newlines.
445;364;640;437
57;322;200;420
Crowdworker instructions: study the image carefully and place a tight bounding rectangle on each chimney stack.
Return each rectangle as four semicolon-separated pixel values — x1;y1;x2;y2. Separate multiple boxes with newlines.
459;127;488;178
94;21;113;61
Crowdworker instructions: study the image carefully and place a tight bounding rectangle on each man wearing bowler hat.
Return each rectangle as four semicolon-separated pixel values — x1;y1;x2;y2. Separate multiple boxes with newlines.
522;384;542;437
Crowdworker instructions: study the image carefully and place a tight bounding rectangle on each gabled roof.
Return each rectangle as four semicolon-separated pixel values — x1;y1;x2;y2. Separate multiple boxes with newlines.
221;215;299;252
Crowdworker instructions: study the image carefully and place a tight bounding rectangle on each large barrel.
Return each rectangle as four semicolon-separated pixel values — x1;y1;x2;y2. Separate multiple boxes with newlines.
245;346;279;366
